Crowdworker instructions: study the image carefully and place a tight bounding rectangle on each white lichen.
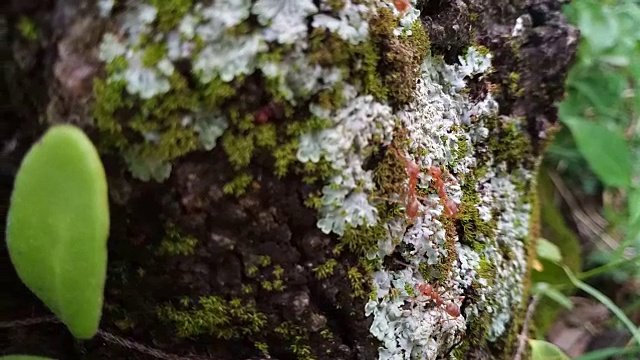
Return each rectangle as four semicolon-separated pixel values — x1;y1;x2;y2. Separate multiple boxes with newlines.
98;0;115;18
252;0;318;44
364;47;498;359
297;86;395;235
96;1;536;357
313;1;370;45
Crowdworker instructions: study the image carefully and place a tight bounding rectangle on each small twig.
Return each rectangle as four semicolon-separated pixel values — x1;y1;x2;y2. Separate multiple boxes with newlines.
96;330;210;360
513;294;541;360
393;258;417;269
0;315;59;328
0;316;273;360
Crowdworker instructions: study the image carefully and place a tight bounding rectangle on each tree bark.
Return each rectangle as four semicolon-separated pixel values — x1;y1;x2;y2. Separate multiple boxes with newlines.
1;0;577;359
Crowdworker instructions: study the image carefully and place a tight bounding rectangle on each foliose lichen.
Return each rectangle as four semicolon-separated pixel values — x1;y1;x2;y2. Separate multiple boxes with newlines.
93;0;537;358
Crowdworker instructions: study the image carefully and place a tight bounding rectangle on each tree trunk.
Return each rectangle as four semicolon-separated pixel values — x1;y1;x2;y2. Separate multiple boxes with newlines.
1;0;577;359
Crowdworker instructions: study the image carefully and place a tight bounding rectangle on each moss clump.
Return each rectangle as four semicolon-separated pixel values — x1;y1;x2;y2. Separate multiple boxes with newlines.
457;170;497;250
476;257;497;286
507;72;525;97
157;296;267;339
319;329;334;340
141;42;168;67
223;172;254;197
17;16;38;41
246;265;259;277
485;116;532;168
453;310;492;358
375;18;431;104
274;322;316;360
308;6;430;105
148;0;193;31
339;220;388;258
313;259;338;280
347;266;367;299
155;222;198;256
262;265;286;292
254;341;270;357
258;255;272;267
94;71;230;173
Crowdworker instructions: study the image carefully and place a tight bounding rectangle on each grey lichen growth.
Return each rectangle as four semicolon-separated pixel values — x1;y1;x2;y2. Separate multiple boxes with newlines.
93;0;538;358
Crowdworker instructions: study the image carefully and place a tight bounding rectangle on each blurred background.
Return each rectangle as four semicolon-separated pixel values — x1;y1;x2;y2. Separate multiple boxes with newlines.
530;0;640;358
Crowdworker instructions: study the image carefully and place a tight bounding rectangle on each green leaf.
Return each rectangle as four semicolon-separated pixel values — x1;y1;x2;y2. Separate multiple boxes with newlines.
536;238;563;263
629;187;640;226
529;339;570;360
561;116;632;188
6;125;110;339
532;282;574;310
574;0;619;52
0;356;57;360
531;258;572;286
564;266;640;345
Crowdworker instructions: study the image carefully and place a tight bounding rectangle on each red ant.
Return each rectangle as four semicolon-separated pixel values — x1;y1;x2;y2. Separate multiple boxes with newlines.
393;0;412;14
384;147;463;223
253;102;283;124
428;166;463;219
388;147;422;223
416;282;463;318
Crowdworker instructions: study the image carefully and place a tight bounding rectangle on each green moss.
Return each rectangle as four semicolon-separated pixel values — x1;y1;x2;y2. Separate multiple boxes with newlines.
261;281;274;291
313;259;338;280
222;132;255;170
456;310;492;358
266;265;287;291
200;77;238;108
273;140;300;177
507;72;525;97
316;86;346;110
157;296;267;339
302;159;336;184
304;191;324;210
258;255;272;267
94;71;208;171
93;79;129;149
156;223;198;256
273;265;284;278
246;265;259;277
149;0;193;32
17;16;38;42
458;171;497;249
272;280;285;291
353;41;387;101
274;322;316;360
378;19;431;104
339;221;387;258
475;45;492;56
255;123;278;148
326;0;346;11
223;172;254;197
254;341;270;357
308;7;430;105
141;42;168;67
403;283;416;297
454;134;472;163
485;116;532;168
477;257;496;286
347;267;367;299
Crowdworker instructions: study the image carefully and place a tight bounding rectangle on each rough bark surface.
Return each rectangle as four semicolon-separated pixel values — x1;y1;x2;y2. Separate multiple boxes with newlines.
1;0;577;359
